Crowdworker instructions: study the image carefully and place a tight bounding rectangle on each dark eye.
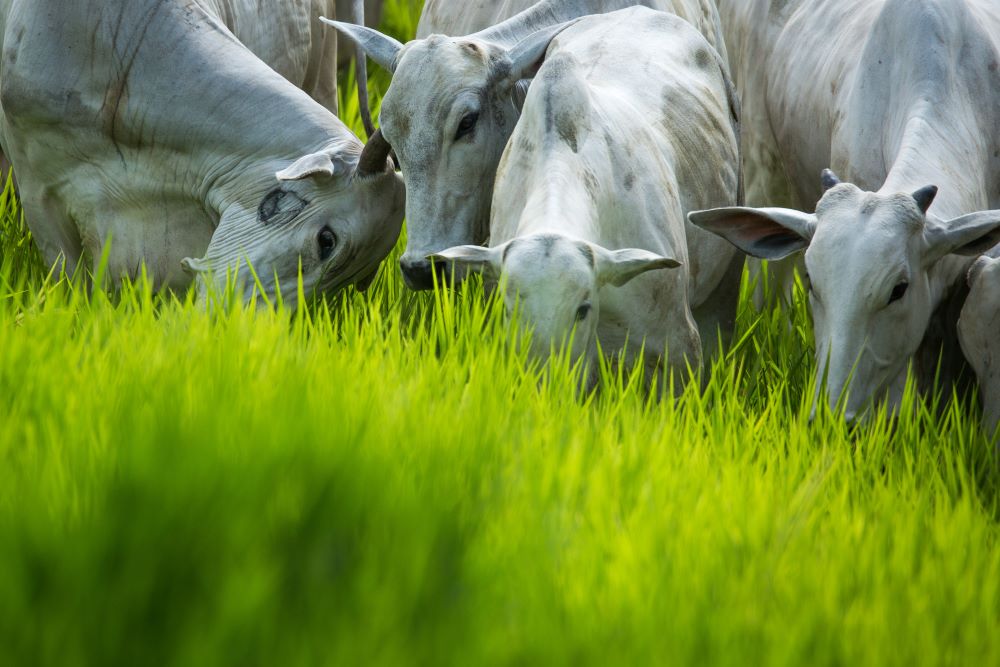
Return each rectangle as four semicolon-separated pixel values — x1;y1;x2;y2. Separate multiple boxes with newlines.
454;112;479;141
317;226;337;261
575;302;592;322
888;282;908;304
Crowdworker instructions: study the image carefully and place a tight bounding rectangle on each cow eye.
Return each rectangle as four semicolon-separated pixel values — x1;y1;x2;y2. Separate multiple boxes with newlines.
317;226;337;261
888;281;908;304
454;112;479;141
575;302;592;322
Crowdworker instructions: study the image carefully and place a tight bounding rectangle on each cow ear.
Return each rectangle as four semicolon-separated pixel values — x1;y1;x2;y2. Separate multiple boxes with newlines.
594;247;680;288
428;245;503;281
967;254;1000;287
181;256;209;276
319;17;403;73
276;152;337;182
688;207;816;260
922;210;1000;263
500;20;580;88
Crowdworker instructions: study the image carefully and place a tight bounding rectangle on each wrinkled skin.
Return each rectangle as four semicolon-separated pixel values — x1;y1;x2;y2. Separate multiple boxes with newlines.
0;0;404;304
328;0;729;290
959;254;1000;433
433;9;742;384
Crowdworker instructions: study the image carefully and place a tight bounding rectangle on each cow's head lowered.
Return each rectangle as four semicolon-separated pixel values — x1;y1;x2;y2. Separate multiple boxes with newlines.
690;170;1000;422
182;132;404;305
431;233;678;364
322;18;577;290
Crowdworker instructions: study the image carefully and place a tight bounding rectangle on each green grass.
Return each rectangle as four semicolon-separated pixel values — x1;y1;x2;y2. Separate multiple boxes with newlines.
1;1;999;664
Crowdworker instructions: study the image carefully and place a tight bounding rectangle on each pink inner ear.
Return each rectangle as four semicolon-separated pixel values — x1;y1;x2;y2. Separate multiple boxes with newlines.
702;211;787;243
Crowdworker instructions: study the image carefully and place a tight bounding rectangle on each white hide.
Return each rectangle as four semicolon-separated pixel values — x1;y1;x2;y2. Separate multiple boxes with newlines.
434;8;741;382
326;0;729;290
0;0;404;304
960;253;1000;433
692;0;1000;421
203;0;342;114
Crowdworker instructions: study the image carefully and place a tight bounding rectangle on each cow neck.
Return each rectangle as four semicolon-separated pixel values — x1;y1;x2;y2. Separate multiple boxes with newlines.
514;158;599;243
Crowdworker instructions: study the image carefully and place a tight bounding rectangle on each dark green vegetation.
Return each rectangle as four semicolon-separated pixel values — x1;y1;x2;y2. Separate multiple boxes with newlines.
0;1;997;664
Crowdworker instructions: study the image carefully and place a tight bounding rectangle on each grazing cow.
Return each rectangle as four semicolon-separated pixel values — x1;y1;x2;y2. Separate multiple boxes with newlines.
690;0;1000;421
0;0;404;303
959;252;1000;433
431;8;741;382
324;0;729;290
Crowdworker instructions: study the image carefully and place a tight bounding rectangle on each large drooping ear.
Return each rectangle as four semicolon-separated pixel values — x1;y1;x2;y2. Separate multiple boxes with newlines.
497;20;579;89
276;152;338;181
427;245;503;281
688;207;817;260
923;209;1000;263
594;247;680;288
319;17;404;73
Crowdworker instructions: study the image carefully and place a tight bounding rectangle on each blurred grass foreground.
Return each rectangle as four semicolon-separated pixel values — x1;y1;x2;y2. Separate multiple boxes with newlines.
0;1;998;665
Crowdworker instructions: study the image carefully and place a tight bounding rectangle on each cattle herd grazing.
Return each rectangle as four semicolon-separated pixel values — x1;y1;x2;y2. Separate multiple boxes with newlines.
1;0;999;427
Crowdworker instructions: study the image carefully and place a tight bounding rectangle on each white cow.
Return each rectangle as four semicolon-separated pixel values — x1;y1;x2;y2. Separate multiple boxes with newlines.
325;0;729;290
431;8;741;381
959;252;1000;433
0;0;404;303
691;0;1000;421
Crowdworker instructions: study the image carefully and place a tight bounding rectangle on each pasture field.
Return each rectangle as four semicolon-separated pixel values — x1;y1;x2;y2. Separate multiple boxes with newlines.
1;1;999;664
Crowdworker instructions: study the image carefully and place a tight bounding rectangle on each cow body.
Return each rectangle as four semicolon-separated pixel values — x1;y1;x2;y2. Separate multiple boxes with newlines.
327;0;729;290
0;0;404;302
693;0;1000;420
434;8;741;380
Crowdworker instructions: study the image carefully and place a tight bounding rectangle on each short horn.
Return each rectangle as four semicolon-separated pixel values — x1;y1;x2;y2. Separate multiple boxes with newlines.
821;169;841;192
356;129;393;177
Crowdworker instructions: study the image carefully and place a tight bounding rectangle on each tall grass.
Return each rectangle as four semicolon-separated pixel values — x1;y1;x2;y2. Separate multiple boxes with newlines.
0;2;997;665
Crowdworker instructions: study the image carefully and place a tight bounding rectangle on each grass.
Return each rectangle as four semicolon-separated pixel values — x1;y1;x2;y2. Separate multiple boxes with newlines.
1;1;998;664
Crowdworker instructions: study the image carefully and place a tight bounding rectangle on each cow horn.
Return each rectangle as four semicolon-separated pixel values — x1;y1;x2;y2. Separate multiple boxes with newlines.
821;169;841;192
356;129;393;177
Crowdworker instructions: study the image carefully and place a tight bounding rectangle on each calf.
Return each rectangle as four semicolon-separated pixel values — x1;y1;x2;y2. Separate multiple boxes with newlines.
433;8;741;382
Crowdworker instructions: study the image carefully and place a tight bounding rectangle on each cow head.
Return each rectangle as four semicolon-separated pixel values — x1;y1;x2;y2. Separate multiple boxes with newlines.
690;170;1000;422
182;132;404;305
431;233;678;364
323;18;578;290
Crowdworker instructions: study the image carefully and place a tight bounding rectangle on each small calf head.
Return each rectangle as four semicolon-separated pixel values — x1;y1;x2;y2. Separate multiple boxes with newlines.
690;170;1000;421
324;18;578;287
431;233;678;363
183;133;404;305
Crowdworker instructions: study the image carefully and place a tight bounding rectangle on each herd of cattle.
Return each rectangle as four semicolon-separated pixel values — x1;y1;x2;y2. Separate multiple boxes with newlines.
1;0;999;428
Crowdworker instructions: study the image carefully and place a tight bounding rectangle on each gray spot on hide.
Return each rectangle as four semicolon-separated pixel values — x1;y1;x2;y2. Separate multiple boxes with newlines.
623;172;635;191
258;188;309;226
694;48;712;69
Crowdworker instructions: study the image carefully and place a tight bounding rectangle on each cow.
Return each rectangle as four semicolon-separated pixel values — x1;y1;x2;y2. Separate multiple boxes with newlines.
324;0;730;290
689;0;1000;422
959;252;1000;433
430;8;741;384
0;0;404;304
